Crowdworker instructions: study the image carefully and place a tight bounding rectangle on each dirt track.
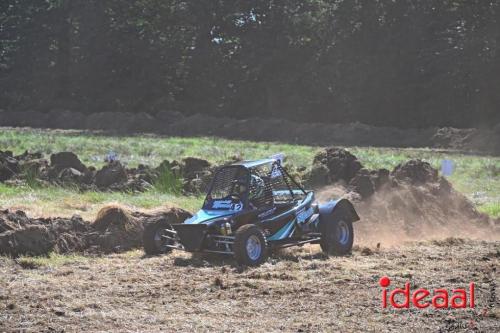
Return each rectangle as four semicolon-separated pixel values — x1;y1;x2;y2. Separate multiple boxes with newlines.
0;239;498;332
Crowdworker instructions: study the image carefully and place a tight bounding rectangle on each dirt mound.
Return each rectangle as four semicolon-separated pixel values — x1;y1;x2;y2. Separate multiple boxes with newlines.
0;226;53;257
347;168;390;199
182;157;211;179
351;180;495;246
309;148;362;186
309;147;392;198
0;206;191;257
92;205;143;252
313;150;498;245
391;159;438;184
94;161;128;188
430;126;500;154
0;210;91;256
0;150;20;181
50;152;87;174
0;149;213;194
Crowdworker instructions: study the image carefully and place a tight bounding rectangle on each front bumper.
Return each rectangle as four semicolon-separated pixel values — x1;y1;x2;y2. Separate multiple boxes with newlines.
171;224;208;251
169;224;235;254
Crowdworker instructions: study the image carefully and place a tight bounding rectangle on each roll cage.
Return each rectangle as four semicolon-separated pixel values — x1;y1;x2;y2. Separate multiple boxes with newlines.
202;159;307;212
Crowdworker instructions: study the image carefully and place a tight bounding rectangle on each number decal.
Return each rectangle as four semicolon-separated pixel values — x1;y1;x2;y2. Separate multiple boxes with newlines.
231;203;243;211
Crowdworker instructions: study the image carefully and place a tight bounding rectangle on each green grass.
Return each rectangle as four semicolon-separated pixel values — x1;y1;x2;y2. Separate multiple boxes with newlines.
478;202;500;219
17;252;88;269
154;166;183;194
0;128;315;168
0;182;203;219
0;128;499;219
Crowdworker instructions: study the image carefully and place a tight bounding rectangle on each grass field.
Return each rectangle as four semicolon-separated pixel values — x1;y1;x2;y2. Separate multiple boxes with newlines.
1;127;499;219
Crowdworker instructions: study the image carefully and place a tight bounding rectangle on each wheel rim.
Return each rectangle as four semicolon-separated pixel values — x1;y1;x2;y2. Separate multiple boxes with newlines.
337;221;350;245
154;227;172;251
246;235;262;261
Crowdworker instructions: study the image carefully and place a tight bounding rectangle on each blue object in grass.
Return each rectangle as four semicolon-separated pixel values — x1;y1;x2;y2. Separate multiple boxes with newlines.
441;159;454;177
105;151;118;162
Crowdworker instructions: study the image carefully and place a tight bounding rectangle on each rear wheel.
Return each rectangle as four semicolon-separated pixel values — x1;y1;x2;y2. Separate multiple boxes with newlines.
143;220;176;255
320;218;354;255
233;224;268;266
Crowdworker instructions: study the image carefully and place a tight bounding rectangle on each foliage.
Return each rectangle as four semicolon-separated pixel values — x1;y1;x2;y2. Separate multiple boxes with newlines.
478;202;500;219
0;0;499;127
154;166;183;195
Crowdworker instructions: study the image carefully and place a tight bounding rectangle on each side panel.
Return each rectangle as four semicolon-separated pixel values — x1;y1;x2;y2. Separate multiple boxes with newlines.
260;192;315;241
318;199;360;222
266;218;296;241
184;209;235;225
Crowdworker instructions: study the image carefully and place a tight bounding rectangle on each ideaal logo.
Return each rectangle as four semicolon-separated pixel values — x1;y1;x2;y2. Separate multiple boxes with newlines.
379;276;475;309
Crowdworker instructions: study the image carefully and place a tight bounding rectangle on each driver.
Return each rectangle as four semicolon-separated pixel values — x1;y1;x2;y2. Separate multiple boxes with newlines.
233;176;247;196
248;174;265;207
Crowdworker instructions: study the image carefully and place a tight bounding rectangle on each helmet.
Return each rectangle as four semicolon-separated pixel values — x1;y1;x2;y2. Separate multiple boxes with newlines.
248;175;265;200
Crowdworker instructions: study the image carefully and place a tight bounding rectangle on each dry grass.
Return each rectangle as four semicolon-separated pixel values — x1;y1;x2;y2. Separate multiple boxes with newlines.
1;240;498;332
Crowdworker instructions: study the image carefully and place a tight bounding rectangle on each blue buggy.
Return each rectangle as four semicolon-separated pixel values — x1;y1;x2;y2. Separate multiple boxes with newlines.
143;158;359;266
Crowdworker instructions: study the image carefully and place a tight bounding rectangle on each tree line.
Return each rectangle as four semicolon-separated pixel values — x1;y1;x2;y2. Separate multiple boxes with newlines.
1;0;499;128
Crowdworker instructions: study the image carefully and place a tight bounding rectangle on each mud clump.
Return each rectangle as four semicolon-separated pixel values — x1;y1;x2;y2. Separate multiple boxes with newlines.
347;168;390;199
0;211;90;256
0;226;53;257
182;157;211;179
391;159;438;184
0;206;191;257
90;205;191;253
50;152;88;174
94;161;128;188
0;149;213;195
0;151;20;181
309;148;362;186
309;147;390;198
92;205;143;252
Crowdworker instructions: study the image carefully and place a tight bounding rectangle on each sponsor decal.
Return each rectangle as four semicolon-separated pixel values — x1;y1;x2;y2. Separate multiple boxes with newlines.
212;200;243;211
258;207;276;218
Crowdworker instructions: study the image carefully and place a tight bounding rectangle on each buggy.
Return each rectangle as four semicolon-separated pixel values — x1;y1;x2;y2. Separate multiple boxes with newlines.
143;157;360;266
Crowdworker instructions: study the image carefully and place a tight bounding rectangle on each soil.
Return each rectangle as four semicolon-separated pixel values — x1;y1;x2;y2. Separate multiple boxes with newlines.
0;206;191;257
312;148;499;246
0;240;497;332
0;149;214;194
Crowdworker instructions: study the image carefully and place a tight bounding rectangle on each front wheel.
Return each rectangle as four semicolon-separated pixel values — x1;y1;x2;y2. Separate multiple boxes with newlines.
320;219;354;255
143;219;175;255
233;224;268;266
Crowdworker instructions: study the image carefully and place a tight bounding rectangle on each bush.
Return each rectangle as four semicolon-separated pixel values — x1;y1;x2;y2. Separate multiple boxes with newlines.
154;167;182;195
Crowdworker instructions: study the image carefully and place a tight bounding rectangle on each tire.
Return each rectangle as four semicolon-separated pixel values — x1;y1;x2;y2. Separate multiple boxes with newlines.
143;219;175;255
233;224;268;266
320;217;354;255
